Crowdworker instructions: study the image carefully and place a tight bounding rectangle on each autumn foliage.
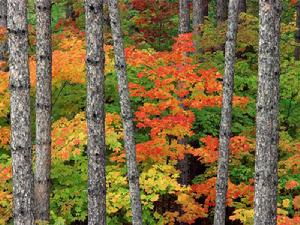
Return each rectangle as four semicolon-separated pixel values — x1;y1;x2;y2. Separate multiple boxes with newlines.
0;11;299;225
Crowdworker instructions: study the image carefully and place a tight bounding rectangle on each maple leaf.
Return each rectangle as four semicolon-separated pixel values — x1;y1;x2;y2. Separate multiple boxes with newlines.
294;195;300;210
285;180;299;190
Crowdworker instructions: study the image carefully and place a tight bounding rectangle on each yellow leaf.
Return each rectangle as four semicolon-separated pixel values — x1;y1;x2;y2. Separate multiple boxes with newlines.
151;194;159;202
282;199;290;208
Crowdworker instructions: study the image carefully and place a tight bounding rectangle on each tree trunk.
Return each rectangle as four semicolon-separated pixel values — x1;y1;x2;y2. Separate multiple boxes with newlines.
204;0;208;16
239;0;247;13
65;0;75;20
217;0;228;24
34;0;52;223
108;1;143;225
254;0;281;224
192;0;205;31
0;0;7;28
192;0;206;49
213;0;239;225
7;0;34;224
295;1;300;60
177;137;190;186
179;0;190;34
0;0;7;62
85;1;106;224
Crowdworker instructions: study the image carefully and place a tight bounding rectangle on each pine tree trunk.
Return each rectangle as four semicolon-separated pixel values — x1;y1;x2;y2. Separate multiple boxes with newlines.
179;0;190;34
178;0;192;197
204;0;208;16
295;0;300;60
108;1;143;225
254;0;281;224
192;0;206;50
34;0;52;223
0;0;7;28
177;137;190;186
213;0;239;224
192;0;205;31
0;0;7;62
85;1;106;224
7;0;34;224
217;0;228;24
239;0;247;13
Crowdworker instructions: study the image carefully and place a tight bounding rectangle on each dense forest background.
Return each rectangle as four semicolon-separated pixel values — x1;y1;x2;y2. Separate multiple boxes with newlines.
0;0;299;224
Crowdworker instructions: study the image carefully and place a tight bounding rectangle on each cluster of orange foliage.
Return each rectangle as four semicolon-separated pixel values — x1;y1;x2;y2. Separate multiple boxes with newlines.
126;34;248;163
0;27;300;224
125;33;300;224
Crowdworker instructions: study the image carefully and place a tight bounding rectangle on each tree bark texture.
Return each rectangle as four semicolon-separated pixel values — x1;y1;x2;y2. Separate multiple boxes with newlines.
0;0;7;28
85;0;106;224
179;0;190;34
204;0;208;16
108;1;143;225
254;0;281;224
7;0;34;224
217;0;228;24
192;0;205;31
192;0;206;50
0;0;7;62
178;154;189;185
239;0;247;13
295;0;300;60
34;0;52;223
213;0;239;225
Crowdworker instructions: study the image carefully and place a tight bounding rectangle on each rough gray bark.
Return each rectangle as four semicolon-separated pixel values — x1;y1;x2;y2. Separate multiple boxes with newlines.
0;0;7;62
192;0;206;49
192;0;205;31
239;0;247;13
179;0;190;34
213;0;239;224
34;0;52;223
295;1;300;60
217;0;228;24
85;0;106;224
7;0;34;224
254;0;281;225
108;1;143;225
0;0;6;27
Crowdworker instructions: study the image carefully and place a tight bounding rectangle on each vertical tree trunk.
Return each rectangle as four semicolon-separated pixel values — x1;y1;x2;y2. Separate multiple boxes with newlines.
0;0;7;29
239;0;247;13
213;0;239;224
34;0;52;223
85;0;106;224
177;137;190;186
178;0;192;197
295;0;300;60
254;0;281;224
204;0;208;16
108;1;143;225
0;0;7;62
217;0;228;24
192;0;206;49
192;0;205;31
7;0;34;224
65;0;75;20
179;0;190;34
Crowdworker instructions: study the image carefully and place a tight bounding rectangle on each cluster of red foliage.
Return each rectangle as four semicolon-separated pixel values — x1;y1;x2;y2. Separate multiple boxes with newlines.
126;33;248;166
131;0;178;47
